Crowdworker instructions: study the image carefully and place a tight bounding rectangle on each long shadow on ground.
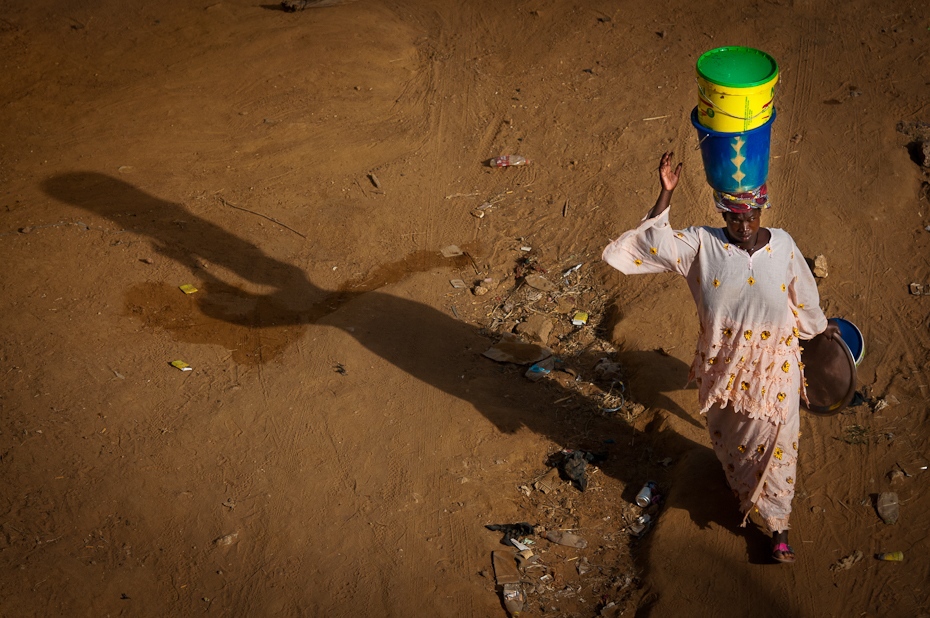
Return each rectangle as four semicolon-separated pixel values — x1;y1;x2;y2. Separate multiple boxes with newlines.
43;172;792;614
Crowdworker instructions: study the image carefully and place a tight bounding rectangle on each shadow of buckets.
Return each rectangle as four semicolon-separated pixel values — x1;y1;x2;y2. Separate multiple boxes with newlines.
691;106;775;194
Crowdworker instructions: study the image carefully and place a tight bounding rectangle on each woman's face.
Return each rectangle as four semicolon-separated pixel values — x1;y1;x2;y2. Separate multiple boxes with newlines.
723;209;762;244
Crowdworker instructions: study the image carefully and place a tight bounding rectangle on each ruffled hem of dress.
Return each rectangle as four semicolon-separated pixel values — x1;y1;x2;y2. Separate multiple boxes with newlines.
698;392;791;424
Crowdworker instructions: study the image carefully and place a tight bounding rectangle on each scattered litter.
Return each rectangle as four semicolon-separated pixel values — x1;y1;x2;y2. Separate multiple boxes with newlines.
515;548;537;568
524;274;558;292
483;333;552;365
368;172;382;190
489;155;529;167
441;244;463;258
548;449;606;492
486;522;535;546
876;492;899;524
830;550;863;572
473;285;488;296
635;481;660;507
214;531;239;547
571;311;589;326
179;284;198;295
627;514;652;537
562;263;583;277
170;360;193;372
876;551;904;561
492;550;521;584
450;279;467;289
543;530;587;549
525;361;552;382
534;467;562;494
909;282;930;295
502;583;526;616
520;246;533;252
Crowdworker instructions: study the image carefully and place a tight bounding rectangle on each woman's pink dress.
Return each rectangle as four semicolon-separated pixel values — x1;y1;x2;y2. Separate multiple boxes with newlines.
602;210;828;532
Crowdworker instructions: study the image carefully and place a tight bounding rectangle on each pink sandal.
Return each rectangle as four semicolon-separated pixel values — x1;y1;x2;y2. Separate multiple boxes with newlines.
772;542;796;564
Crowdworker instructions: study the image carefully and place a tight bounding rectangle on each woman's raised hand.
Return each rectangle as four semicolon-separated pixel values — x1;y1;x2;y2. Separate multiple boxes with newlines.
659;151;683;193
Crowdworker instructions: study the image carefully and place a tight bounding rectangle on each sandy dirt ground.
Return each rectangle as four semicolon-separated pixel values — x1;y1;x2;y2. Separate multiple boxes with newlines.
2;0;929;616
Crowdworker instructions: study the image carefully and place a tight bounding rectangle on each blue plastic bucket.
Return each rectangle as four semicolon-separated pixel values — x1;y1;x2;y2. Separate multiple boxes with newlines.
832;317;864;366
691;106;775;193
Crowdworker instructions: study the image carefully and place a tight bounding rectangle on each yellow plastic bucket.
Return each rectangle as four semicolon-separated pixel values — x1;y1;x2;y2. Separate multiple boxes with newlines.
696;47;778;133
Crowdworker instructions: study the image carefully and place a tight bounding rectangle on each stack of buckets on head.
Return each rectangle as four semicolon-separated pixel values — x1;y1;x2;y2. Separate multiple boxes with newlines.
691;46;778;196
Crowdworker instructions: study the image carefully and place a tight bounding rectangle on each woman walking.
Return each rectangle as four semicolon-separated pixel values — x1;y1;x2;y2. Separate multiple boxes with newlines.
602;151;839;563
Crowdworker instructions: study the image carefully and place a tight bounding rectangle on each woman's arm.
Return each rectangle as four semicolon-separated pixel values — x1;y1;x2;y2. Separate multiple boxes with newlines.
646;151;682;219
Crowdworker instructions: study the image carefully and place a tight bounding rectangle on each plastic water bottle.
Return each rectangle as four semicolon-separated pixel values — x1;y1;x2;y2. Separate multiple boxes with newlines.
490;155;528;167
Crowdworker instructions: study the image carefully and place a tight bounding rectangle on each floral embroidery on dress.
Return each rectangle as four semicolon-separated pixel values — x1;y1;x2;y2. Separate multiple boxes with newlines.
634;258;643;266
727;374;735;389
774;447;784;460
777;392;786;401
713;278;720;288
676;232;685;238
781;361;791;373
760;331;770;340
743;330;753;341
723;327;732;338
737;445;746;453
741;381;750;391
786;477;794;484
781;283;786;292
747;276;756;286
650;247;658;255
792;442;798;450
785;336;793;346
756;444;766;454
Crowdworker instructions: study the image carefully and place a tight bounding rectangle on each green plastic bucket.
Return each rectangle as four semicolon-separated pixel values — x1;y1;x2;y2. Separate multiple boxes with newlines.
696;47;778;132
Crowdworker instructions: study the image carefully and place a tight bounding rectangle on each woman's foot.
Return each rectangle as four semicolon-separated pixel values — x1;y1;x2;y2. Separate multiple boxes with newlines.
772;530;795;563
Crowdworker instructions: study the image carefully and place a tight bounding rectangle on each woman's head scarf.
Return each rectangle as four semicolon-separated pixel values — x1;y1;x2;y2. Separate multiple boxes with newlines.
713;183;771;213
